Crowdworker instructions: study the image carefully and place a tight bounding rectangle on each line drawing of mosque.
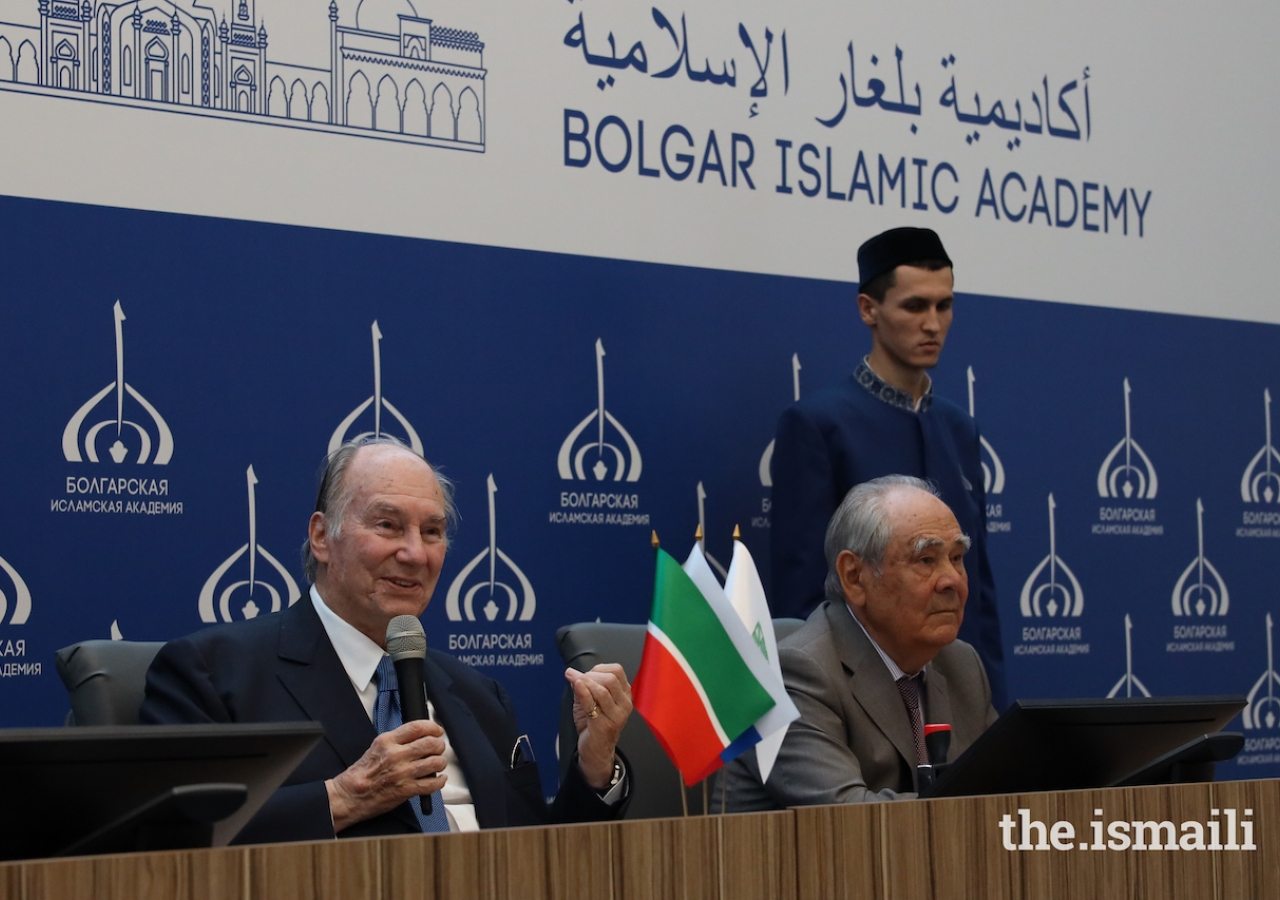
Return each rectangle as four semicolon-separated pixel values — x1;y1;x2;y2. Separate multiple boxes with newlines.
0;0;485;149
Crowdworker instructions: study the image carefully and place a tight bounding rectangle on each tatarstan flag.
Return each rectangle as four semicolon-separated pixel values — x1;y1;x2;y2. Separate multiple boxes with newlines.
632;545;789;786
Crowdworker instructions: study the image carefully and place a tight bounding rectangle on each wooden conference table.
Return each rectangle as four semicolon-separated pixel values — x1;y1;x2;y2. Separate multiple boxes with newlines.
1;779;1275;900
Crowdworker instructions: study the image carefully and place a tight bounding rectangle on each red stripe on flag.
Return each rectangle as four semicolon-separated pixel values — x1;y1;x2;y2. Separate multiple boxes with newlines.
633;630;726;786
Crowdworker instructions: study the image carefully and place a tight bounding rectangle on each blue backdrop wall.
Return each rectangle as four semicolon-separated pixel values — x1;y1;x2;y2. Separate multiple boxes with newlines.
1;192;1278;792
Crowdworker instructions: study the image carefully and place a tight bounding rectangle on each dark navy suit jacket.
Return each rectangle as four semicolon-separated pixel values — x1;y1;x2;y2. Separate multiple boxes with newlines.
768;374;1007;710
140;597;620;844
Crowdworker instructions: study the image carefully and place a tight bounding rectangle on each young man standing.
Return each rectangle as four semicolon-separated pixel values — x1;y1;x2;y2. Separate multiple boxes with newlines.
768;227;1007;709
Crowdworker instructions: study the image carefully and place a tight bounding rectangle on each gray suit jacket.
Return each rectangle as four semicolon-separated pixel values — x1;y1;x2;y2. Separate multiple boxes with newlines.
721;600;998;810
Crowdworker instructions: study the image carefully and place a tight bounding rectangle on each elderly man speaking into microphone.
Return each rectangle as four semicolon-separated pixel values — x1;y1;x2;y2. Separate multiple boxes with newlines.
141;436;632;843
723;475;998;809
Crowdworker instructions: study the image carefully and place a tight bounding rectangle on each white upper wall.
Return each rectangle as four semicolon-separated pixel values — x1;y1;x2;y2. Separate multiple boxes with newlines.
0;0;1275;322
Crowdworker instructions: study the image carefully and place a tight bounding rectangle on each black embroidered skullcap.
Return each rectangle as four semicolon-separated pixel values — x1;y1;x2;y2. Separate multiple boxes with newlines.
857;227;952;288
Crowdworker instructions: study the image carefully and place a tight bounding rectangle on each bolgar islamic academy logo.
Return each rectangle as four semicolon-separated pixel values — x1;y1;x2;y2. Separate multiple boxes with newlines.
199;466;301;623
1097;378;1157;500
63;301;173;465
1020;494;1083;618
1244;614;1280;730
558;339;641;483
1171;499;1229;617
329;321;424;455
1241;389;1279;504
445;475;535;622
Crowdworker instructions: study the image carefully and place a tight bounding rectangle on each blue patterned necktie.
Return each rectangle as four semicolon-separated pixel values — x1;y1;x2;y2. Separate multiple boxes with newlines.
373;655;450;833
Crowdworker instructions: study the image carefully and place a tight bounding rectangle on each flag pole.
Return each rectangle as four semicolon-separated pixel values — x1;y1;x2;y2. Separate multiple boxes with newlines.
721;524;742;816
655;529;691;818
690;528;712;817
695;522;711;816
691;522;711;819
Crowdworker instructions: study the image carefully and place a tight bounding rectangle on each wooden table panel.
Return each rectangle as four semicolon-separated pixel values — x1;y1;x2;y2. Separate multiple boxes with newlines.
99;850;195;900
879;800;934;900
543;820;615;900
433;832;493;900
1057;789;1137;900
245;840;382;900
1133;782;1218;900
0;865;22;900
2;847;248;900
378;833;437;900
613;816;718;900
311;839;381;900
718;810;797;900
246;843;323;900
18;857;97;900
1212;778;1279;900
793;803;880;900
1009;789;1104;900
790;781;1280;900
926;794;1016;900
487;826;551;900
0;779;1275;900
190;848;248;900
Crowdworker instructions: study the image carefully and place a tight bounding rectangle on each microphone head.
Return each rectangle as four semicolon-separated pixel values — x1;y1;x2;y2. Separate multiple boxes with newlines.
386;615;427;662
923;723;952;765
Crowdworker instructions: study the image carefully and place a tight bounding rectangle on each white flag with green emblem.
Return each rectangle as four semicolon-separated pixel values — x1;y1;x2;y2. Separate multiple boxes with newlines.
725;538;790;782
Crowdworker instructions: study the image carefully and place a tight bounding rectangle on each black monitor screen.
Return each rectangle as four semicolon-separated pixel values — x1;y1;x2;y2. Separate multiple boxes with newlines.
926;696;1245;798
0;722;322;860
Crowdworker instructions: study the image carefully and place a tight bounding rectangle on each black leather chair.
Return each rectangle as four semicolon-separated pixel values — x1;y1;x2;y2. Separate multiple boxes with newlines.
55;640;165;726
556;618;805;819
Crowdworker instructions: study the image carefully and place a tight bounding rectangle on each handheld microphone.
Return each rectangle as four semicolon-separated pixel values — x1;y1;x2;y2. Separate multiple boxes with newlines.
385;615;440;817
386;615;429;723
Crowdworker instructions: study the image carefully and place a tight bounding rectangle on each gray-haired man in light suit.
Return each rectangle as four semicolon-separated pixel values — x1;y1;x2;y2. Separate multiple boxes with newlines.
722;475;998;808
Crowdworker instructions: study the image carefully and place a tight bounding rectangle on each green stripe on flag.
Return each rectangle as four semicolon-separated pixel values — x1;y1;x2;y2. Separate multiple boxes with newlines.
652;549;775;741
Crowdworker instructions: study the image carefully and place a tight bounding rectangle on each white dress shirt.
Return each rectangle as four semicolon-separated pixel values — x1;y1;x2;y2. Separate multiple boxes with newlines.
310;587;479;832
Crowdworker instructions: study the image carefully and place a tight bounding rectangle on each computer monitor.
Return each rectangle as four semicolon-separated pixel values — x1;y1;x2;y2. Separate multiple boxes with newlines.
0;722;323;860
925;696;1245;798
